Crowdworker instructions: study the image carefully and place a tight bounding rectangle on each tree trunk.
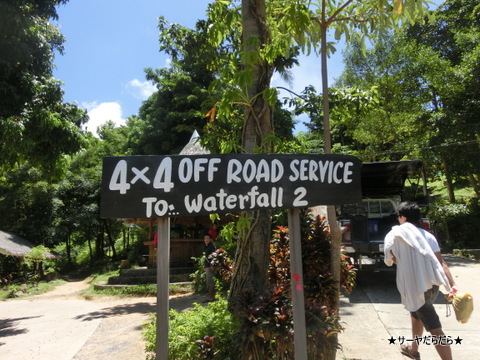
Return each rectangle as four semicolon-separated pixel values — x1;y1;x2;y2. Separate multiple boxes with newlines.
241;0;273;151
104;220;118;261
228;209;271;308
441;155;456;203
320;14;340;360
87;230;94;265
467;172;480;197
228;0;273;310
66;233;72;265
96;228;105;260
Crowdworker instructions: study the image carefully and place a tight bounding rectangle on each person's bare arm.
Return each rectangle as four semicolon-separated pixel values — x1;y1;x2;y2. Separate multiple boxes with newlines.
435;252;456;289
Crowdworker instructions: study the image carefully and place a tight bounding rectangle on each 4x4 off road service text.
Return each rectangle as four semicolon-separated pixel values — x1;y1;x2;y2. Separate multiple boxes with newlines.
100;154;362;218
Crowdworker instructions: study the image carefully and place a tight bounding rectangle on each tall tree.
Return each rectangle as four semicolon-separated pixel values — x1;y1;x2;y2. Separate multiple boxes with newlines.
276;5;434;350
206;0;301;312
336;32;454;160
0;164;59;246
128;18;217;156
225;0;274;310
336;0;480;201
0;0;86;172
408;0;480;200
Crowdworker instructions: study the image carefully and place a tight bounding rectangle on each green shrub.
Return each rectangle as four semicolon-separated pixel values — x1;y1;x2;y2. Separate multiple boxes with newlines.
190;255;207;293
429;198;480;250
143;297;238;360
190;249;234;294
232;213;355;359
0;279;65;300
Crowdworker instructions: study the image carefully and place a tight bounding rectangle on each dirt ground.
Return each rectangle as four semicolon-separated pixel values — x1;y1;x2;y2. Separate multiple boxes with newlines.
0;276;204;360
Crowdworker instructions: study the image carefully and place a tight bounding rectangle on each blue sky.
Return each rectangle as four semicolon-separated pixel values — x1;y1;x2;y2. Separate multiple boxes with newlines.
54;0;213;134
53;0;348;135
53;0;441;135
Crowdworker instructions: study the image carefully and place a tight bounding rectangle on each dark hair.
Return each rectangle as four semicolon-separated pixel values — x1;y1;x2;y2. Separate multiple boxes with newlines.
397;201;422;226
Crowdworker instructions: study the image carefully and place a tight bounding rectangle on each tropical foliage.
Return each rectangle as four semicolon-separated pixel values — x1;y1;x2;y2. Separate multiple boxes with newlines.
0;0;87;173
144;212;356;359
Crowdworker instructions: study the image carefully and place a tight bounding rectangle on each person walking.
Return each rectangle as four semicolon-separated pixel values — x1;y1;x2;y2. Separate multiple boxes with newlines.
384;201;457;360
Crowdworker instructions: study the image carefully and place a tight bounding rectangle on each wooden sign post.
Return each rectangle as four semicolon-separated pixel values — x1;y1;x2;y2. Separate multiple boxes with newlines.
288;208;307;359
100;154;362;359
155;218;170;359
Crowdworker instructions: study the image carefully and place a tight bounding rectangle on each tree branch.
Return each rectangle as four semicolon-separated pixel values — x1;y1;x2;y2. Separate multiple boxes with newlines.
332;17;370;24
326;0;355;26
276;86;305;98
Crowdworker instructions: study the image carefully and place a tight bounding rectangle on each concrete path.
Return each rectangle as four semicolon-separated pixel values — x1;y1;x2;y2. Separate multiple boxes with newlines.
0;277;201;360
1;254;477;360
337;255;479;360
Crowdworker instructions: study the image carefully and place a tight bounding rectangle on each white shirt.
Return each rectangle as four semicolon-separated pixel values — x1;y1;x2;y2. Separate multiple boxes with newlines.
384;222;450;311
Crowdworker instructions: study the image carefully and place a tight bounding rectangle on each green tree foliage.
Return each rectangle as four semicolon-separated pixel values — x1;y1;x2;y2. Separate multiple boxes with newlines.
0;125;130;271
286;83;380;157
429;199;480;250
25;245;52;277
205;0;300;153
408;0;480;198
55;129;129;264
129;18;217;155
273;0;432;154
0;0;66;118
335;0;480;200
56;155;102;264
0;0;87;172
0;165;59;246
128;14;296;156
336;33;452;161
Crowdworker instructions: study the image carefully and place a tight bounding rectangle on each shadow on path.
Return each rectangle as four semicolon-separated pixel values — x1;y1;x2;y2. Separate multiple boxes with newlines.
74;302;156;321
0;315;41;344
73;293;202;322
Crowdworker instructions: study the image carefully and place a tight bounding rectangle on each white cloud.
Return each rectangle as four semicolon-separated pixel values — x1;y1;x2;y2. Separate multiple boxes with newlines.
82;101;125;136
125;79;157;100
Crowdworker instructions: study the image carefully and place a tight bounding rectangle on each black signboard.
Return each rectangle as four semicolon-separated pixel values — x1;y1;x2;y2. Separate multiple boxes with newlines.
100;154;362;218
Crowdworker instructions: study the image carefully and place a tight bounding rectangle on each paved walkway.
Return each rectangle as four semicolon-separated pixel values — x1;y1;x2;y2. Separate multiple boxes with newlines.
337;255;479;360
0;277;201;360
1;254;477;360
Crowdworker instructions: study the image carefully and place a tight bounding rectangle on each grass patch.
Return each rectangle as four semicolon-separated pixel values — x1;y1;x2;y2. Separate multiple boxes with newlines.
84;283;193;298
83;283;158;298
453;249;480;261
0;279;66;300
428;178;476;203
80;270;194;298
1;269;195;301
